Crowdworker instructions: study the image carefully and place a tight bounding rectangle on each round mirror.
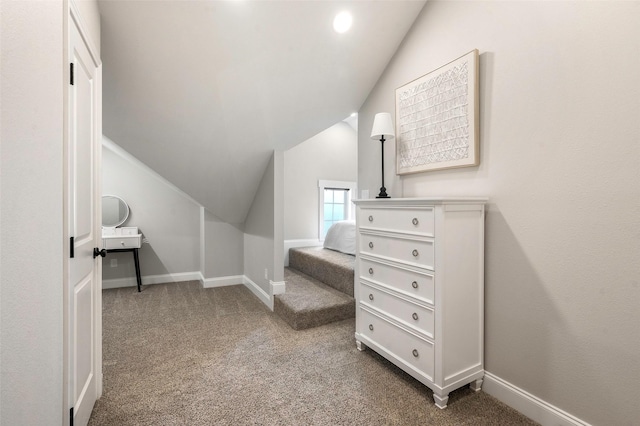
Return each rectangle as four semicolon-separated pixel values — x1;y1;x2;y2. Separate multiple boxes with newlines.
102;195;129;227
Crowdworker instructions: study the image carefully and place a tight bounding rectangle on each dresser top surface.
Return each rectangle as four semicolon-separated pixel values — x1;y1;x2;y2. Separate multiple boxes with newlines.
353;197;488;206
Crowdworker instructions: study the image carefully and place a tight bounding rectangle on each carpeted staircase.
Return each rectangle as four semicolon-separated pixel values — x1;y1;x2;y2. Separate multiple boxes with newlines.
274;247;355;330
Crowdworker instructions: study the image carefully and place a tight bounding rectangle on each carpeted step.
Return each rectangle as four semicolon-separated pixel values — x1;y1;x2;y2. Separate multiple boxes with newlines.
274;268;355;330
288;247;355;297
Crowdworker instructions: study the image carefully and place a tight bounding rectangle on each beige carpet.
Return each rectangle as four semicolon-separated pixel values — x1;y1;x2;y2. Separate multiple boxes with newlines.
90;282;538;425
274;268;354;330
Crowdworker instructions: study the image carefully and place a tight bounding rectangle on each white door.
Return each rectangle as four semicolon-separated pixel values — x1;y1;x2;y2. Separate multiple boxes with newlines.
67;11;101;426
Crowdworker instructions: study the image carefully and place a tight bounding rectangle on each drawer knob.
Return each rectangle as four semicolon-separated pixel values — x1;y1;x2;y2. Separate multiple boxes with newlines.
369;294;374;301
412;217;419;226
369;242;374;249
412;312;419;321
411;281;418;289
368;215;373;222
368;267;374;275
369;324;374;331
412;249;419;257
412;349;419;357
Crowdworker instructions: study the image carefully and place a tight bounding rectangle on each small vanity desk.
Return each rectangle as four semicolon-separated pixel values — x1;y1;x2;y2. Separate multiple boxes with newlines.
102;227;143;292
102;195;144;292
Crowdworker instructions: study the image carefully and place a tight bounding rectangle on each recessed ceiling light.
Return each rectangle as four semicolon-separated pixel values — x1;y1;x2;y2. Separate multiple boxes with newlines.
333;11;352;34
351;112;357;117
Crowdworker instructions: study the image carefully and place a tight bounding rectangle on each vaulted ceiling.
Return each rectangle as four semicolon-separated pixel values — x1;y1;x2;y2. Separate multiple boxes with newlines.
99;0;426;224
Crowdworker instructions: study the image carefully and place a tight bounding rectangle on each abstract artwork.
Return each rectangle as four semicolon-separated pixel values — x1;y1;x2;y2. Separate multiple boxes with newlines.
396;49;479;175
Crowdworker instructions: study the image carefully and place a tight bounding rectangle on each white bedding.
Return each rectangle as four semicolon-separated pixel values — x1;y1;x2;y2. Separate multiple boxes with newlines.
323;220;356;255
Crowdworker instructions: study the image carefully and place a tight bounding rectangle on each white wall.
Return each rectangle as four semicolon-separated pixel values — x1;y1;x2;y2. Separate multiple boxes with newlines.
244;154;275;295
204;209;244;279
243;151;284;304
0;0;99;423
358;2;640;425
0;3;64;422
273;151;284;284
102;138;201;286
284;122;357;241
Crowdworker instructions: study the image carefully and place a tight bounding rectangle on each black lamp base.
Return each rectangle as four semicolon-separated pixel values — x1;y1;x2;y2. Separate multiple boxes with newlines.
376;135;390;198
376;187;390;199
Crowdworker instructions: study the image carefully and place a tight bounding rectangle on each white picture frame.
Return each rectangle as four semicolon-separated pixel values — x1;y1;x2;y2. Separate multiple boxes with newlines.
396;49;479;175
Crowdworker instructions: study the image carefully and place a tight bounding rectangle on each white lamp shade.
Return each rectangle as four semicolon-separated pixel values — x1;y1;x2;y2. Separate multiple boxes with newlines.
370;112;395;140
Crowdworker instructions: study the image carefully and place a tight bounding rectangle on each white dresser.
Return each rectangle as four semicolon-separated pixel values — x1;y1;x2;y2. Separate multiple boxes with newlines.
354;198;486;408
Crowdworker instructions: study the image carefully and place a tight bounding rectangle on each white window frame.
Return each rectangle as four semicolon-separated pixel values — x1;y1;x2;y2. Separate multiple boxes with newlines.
318;180;357;241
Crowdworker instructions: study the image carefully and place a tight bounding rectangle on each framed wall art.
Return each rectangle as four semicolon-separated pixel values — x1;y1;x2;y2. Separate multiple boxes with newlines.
396;49;479;175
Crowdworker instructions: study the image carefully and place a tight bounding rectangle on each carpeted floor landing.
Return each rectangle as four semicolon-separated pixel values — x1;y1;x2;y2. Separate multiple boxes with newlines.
288;247;355;296
90;281;538;425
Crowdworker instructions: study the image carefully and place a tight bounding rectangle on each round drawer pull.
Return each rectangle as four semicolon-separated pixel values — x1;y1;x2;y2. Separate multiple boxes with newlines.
412;312;419;321
368;267;373;275
412;249;419;257
412;217;419;226
412;349;419;357
411;281;418;289
369;324;374;331
369;242;374;249
369;294;374;301
368;215;373;222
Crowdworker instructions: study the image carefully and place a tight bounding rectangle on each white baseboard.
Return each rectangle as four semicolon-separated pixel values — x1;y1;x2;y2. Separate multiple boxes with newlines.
103;271;275;311
483;372;592;426
270;280;286;295
102;271;202;289
202;275;244;288
284;239;322;266
243;275;273;310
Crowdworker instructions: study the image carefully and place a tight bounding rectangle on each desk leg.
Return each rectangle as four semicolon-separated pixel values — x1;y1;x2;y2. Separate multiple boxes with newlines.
133;248;142;292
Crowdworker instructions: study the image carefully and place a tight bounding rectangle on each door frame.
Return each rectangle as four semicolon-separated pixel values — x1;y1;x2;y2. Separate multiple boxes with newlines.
63;1;102;424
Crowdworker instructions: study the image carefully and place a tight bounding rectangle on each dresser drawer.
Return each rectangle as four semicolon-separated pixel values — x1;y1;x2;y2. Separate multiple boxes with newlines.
359;307;434;379
359;207;434;236
360;232;434;269
359;257;434;305
360;282;434;338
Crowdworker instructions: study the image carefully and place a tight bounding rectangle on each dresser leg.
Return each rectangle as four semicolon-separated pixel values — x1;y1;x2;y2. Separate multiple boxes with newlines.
356;340;366;352
470;378;483;392
433;392;449;409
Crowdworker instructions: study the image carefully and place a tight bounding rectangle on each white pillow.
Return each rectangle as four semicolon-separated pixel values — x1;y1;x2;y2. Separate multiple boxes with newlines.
323;220;356;255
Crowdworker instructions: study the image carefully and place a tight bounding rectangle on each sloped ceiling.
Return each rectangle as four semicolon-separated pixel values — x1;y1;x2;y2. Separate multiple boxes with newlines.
99;0;426;224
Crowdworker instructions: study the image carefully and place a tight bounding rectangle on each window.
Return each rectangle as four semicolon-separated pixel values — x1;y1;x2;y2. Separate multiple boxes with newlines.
323;188;348;237
318;180;356;240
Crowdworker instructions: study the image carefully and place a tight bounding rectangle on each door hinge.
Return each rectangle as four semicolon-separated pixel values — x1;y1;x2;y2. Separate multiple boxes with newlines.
70;63;74;85
70;236;74;258
70;407;74;426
